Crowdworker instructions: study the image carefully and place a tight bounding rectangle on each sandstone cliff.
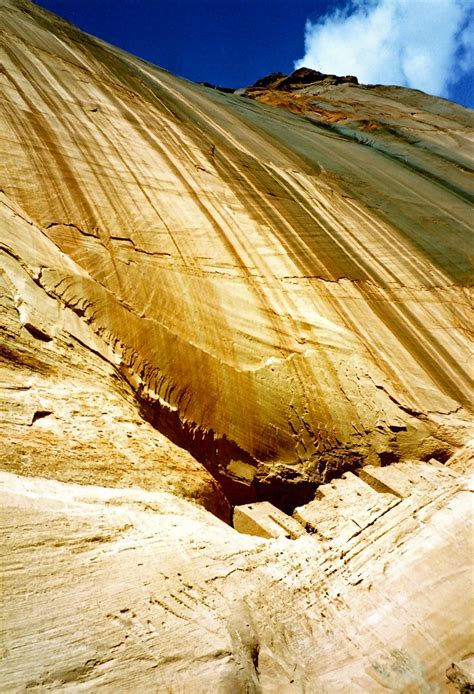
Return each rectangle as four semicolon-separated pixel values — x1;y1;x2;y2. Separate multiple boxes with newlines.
0;0;473;691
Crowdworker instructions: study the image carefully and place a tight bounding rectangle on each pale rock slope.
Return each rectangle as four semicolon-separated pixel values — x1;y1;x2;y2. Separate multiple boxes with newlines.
1;456;473;691
0;0;473;691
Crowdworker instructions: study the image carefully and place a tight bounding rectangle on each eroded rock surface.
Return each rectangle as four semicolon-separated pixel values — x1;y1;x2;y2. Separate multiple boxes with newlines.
2;454;472;692
1;0;472;498
0;253;230;519
0;0;473;691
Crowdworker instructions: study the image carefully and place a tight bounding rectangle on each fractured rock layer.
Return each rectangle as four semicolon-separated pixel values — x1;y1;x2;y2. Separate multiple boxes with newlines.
1;451;472;692
0;0;472;497
1;1;473;691
0;224;229;519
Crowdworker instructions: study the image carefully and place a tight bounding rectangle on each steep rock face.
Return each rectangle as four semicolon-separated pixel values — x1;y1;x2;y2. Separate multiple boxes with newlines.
1;1;473;691
0;202;230;519
244;69;474;206
0;1;472;500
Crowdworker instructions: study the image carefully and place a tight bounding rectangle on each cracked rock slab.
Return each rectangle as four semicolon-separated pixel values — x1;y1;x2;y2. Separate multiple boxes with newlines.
1;463;473;692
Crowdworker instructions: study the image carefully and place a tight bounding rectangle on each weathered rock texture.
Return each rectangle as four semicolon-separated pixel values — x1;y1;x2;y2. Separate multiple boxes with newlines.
2;454;473;692
1;0;472;498
0;0;473;691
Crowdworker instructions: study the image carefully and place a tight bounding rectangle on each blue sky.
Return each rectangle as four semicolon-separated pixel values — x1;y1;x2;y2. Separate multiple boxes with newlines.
37;0;473;108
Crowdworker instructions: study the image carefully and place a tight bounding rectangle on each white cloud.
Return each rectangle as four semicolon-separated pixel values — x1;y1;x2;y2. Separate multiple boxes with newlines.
294;0;474;99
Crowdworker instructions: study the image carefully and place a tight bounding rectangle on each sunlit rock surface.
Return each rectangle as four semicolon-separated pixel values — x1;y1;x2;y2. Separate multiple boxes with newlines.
2;454;473;692
2;0;472;497
0;0;473;691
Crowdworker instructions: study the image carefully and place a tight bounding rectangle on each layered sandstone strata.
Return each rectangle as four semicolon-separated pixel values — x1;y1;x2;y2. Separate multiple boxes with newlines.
1;450;472;691
0;0;473;691
1;0;472;502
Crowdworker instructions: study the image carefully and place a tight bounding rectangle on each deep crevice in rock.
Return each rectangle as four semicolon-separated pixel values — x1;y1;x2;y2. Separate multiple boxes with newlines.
138;395;365;518
379;451;400;466
138;398;258;516
30;410;53;425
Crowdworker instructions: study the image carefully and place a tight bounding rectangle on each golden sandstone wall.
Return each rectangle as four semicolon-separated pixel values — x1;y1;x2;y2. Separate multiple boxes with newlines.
0;1;472;691
1;0;472;497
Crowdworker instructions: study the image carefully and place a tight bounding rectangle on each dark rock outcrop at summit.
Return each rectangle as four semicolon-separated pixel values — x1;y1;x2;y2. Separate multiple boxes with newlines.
251;66;358;90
